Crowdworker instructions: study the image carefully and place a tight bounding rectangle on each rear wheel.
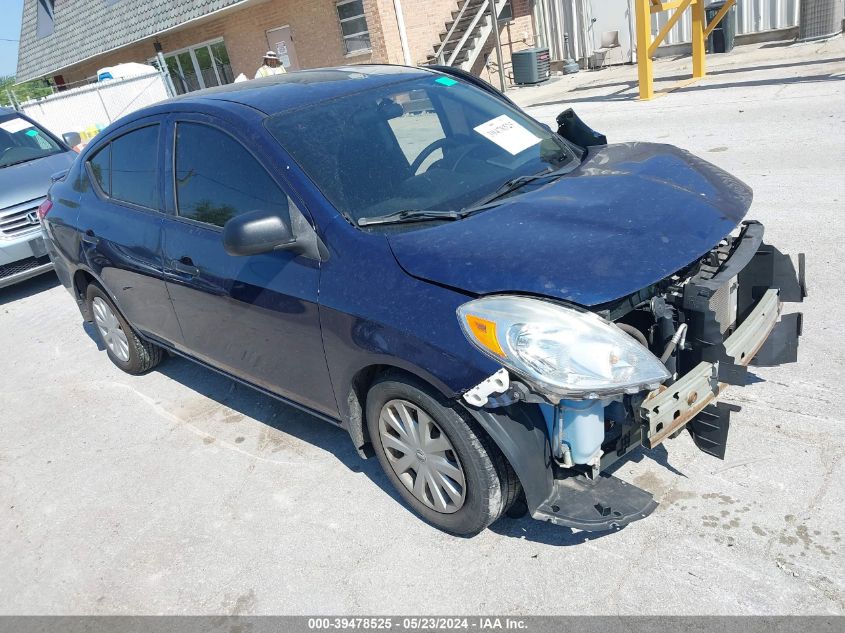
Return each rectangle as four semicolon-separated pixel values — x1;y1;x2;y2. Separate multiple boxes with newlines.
86;284;163;374
366;373;519;536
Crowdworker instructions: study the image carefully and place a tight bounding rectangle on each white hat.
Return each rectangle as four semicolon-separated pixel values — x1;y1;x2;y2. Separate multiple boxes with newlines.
263;50;279;60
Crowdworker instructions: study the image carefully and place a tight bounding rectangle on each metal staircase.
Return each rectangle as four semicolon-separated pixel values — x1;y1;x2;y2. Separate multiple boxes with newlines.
429;0;510;71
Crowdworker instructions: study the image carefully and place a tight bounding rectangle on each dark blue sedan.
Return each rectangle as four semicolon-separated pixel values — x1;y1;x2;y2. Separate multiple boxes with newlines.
41;65;804;535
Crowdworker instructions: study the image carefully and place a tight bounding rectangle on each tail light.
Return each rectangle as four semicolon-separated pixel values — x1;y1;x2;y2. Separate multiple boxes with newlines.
37;199;53;220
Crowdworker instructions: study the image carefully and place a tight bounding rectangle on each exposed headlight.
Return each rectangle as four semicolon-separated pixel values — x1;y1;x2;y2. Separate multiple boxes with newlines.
457;295;670;399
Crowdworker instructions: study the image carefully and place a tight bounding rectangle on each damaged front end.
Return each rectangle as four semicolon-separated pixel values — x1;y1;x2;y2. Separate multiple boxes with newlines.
459;221;805;531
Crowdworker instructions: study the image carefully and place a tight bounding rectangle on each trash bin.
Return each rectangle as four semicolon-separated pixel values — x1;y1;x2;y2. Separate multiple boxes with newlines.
705;1;736;53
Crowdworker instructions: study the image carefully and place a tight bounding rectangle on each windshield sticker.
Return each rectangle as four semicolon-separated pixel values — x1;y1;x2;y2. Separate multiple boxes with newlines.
0;118;32;134
473;115;541;155
435;76;458;86
25;129;40;137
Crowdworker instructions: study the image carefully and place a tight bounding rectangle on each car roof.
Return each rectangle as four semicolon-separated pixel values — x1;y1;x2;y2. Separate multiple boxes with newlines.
0;106;17;118
166;65;437;116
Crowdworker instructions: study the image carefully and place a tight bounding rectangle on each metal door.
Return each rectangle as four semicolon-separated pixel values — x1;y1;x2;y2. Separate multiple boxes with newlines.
266;25;300;71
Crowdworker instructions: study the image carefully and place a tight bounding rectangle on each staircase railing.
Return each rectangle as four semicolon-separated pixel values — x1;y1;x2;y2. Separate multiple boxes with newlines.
433;0;479;65
445;0;491;66
434;0;490;66
432;0;510;70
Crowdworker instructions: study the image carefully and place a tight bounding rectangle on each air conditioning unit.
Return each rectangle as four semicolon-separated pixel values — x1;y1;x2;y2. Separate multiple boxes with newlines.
511;48;551;85
798;0;843;40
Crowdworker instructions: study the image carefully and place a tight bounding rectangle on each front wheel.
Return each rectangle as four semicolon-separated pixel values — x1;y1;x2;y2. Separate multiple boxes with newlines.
366;373;520;536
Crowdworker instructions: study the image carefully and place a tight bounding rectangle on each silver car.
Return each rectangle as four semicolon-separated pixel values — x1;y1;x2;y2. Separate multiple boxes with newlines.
0;107;76;289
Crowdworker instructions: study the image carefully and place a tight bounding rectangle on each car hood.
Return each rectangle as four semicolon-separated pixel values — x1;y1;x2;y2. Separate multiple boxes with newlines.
0;151;76;209
387;142;752;307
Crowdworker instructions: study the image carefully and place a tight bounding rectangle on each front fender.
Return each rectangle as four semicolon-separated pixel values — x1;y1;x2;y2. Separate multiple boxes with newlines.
463;402;554;514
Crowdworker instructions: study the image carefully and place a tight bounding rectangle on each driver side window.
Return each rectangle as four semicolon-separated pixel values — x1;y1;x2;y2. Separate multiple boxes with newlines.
386;89;447;173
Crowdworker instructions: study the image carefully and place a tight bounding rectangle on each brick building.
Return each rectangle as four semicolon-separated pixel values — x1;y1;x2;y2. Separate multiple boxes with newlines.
16;0;539;92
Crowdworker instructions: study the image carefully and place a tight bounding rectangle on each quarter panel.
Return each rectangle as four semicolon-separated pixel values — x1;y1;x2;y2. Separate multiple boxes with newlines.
79;197;179;341
42;174;82;291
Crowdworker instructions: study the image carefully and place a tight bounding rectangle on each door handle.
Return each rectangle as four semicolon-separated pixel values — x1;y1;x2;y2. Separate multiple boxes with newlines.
82;229;100;245
171;257;200;277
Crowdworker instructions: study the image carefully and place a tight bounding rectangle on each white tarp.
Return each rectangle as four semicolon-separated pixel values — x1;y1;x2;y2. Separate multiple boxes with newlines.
18;72;170;143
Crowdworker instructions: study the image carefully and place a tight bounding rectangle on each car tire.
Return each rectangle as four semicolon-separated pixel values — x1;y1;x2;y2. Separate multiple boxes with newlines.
366;372;520;536
86;283;163;375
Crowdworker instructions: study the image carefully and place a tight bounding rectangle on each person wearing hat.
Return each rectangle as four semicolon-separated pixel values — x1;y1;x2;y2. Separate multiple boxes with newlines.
255;51;286;78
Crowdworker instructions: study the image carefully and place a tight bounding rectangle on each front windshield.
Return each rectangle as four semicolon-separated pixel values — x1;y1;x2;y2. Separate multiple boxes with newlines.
0;116;64;168
265;75;581;225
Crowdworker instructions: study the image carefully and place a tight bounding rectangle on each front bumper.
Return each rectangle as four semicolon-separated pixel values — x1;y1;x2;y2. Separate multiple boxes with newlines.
468;222;805;532
642;287;781;448
530;287;791;531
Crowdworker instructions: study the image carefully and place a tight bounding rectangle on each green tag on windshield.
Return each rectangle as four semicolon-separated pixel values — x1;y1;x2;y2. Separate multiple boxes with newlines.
25;129;39;137
435;76;458;86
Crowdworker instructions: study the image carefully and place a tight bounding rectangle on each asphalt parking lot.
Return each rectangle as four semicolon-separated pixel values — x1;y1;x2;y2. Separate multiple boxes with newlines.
1;38;844;615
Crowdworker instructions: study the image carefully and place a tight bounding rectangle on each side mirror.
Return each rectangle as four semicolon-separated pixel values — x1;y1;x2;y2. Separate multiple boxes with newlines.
63;131;82;148
222;209;295;257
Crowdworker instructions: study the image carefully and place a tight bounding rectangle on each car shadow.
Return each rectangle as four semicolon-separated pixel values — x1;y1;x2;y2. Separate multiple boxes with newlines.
83;320;106;350
606;443;687;479
0;272;58;306
151;354;691;545
154;355;407;506
490;514;621;545
527;55;845;108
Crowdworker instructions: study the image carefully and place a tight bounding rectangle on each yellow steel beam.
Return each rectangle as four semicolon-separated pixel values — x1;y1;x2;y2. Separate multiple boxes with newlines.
648;0;704;56
703;0;736;38
691;0;706;77
636;0;716;100
650;0;688;14
635;0;655;100
648;0;694;56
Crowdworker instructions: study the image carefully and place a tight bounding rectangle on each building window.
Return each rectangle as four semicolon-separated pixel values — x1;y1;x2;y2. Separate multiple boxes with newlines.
157;40;234;95
336;0;371;54
36;0;55;38
498;0;513;22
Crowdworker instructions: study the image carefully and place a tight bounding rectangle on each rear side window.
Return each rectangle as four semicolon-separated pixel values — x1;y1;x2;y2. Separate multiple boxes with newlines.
175;122;289;228
110;125;159;209
88;145;111;195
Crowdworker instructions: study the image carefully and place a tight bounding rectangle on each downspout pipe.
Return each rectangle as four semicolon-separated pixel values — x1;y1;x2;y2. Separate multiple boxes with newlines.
490;0;507;92
393;0;413;66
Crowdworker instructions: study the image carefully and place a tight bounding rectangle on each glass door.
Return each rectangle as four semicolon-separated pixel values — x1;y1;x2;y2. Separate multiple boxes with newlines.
210;42;234;84
176;52;201;92
162;41;234;94
164;56;187;95
193;46;220;88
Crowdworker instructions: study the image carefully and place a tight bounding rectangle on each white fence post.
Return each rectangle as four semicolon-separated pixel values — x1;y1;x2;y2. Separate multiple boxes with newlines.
94;83;113;123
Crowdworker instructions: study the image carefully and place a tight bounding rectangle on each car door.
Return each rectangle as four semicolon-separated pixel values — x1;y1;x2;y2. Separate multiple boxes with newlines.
160;114;337;418
80;121;183;345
